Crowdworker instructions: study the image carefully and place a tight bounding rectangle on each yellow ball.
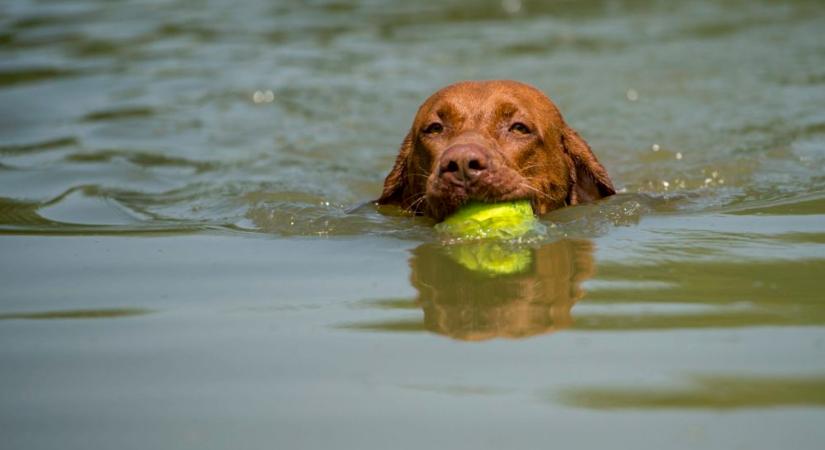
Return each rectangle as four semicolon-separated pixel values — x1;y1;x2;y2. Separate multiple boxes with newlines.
435;200;536;240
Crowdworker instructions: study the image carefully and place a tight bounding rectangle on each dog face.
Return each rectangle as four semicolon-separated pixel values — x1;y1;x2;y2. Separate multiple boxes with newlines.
377;80;615;221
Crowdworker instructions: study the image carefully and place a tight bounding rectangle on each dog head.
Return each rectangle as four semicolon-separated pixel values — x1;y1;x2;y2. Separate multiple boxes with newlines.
378;80;614;220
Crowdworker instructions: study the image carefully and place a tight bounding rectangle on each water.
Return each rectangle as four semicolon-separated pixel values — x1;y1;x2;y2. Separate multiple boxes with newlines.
1;0;824;448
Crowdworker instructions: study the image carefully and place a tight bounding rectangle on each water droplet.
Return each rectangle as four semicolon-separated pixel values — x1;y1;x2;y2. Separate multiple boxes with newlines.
501;0;522;14
675;152;683;160
651;144;660;152
252;89;274;104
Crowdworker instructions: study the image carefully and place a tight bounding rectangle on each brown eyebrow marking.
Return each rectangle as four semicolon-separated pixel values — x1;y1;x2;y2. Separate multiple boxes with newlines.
435;102;462;123
493;101;520;120
421;102;466;133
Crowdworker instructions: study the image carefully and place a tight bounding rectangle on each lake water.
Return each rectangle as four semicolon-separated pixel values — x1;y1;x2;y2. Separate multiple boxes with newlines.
1;0;824;449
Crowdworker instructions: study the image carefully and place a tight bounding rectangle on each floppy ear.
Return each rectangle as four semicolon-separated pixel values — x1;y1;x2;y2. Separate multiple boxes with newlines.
561;125;615;205
376;131;413;205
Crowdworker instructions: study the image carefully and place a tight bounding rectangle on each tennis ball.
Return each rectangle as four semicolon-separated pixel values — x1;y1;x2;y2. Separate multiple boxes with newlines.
435;200;536;240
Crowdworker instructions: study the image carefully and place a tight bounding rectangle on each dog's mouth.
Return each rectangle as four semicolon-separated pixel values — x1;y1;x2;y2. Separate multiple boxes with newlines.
424;171;539;221
429;196;538;223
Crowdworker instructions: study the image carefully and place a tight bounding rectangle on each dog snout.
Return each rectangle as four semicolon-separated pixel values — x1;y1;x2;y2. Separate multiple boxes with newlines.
438;144;490;185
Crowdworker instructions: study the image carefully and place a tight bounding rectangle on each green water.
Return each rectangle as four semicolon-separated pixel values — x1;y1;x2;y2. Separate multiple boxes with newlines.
1;0;824;449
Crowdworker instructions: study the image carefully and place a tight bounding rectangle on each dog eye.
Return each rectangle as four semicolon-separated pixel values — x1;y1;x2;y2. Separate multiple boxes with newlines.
422;122;444;134
509;122;531;134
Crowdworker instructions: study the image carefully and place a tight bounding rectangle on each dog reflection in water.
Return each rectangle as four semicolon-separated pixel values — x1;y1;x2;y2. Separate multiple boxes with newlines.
411;239;594;341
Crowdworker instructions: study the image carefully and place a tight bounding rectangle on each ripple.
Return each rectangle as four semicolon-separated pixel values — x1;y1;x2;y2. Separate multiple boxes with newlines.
0;308;152;320
82;106;156;122
244;198;434;239
0;137;79;155
557;374;825;410
0;197;52;227
155;22;220;42
65;149;218;173
0;67;80;87
38;187;145;226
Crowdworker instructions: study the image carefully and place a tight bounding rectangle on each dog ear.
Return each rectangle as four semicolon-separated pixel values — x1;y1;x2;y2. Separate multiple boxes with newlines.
376;131;413;206
561;125;615;205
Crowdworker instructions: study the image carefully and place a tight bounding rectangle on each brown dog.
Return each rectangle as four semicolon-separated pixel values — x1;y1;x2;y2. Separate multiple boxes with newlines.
377;80;615;221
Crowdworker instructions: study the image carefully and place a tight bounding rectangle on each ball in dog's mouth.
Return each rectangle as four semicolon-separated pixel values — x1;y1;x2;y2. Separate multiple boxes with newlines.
435;200;537;240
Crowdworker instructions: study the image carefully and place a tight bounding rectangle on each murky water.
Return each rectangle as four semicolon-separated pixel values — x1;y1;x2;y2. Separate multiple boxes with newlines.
1;0;824;449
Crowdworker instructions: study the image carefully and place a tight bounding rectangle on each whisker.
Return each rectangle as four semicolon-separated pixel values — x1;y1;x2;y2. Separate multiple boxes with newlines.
519;182;552;200
406;192;428;213
516;163;543;174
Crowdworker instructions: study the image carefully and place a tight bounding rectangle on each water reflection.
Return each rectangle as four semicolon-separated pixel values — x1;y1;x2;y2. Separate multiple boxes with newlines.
349;239;595;341
414;239;595;340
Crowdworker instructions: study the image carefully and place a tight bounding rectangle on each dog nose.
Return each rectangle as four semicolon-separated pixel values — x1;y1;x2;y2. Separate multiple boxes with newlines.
438;144;490;183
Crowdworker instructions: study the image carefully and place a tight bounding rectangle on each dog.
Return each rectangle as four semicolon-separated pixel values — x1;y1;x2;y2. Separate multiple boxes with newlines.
377;80;615;221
